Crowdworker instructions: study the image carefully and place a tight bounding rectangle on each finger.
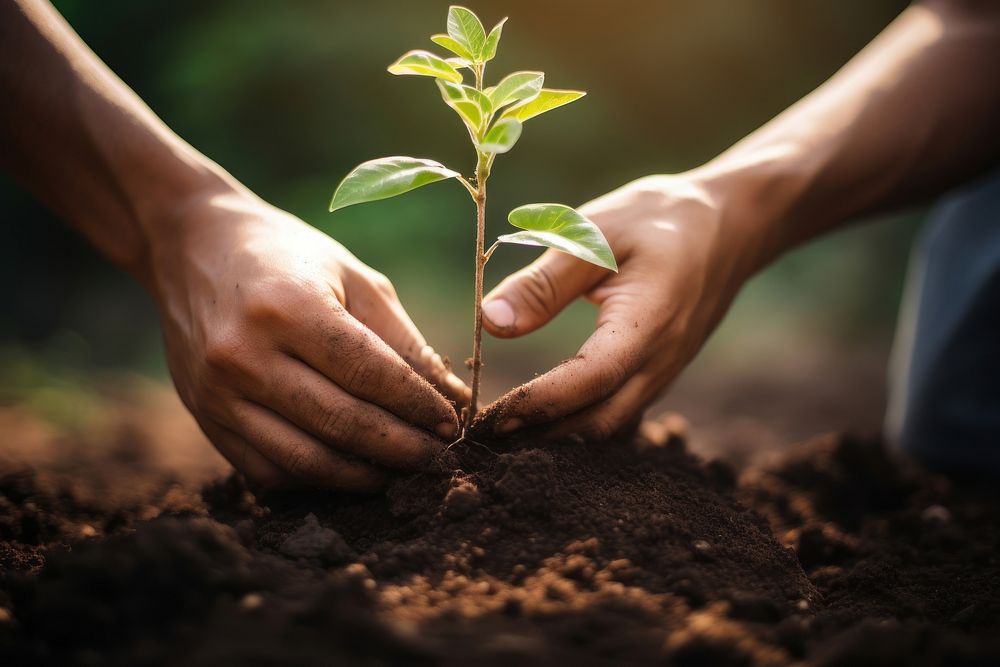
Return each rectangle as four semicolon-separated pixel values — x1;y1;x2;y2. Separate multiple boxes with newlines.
541;369;658;442
350;278;470;407
408;342;471;408
488;292;653;434
256;357;447;469
199;419;293;489
283;295;460;439
482;248;609;338
636;412;690;449
228;400;386;493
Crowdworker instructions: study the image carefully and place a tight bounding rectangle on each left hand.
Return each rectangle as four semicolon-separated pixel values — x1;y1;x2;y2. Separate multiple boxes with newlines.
151;190;469;489
480;174;760;440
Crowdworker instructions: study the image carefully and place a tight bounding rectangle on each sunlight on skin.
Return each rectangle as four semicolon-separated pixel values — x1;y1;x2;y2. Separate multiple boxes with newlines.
650;221;678;233
1;0;472;490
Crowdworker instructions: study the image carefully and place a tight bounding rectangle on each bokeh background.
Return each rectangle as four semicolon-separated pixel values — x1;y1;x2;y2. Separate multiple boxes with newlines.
1;0;922;465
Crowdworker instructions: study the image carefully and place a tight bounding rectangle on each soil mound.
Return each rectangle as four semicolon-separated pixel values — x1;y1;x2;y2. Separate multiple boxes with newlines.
1;429;998;665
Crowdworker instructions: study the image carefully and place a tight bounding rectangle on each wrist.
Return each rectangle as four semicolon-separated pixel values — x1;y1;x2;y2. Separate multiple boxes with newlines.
625;169;779;287
137;163;255;300
97;115;250;287
687;153;814;279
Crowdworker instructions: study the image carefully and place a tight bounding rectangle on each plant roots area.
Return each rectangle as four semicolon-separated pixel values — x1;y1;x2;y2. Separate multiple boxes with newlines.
1;417;999;666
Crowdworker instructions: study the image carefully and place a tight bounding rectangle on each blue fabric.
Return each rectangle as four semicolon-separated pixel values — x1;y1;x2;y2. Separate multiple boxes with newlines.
893;168;1000;475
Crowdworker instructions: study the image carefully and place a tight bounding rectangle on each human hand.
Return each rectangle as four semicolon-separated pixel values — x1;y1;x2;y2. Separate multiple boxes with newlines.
481;174;761;440
150;188;469;490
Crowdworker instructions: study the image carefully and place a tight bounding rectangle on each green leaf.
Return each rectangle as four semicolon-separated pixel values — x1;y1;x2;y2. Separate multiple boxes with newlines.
478;118;522;153
481;17;508;62
500;203;618;271
500;88;586;123
430;34;475;61
447;6;487;59
489;71;544;109
387;50;463;83
329;157;461;212
437;79;493;133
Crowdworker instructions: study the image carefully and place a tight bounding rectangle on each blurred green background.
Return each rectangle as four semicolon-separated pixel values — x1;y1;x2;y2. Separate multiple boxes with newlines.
1;0;920;436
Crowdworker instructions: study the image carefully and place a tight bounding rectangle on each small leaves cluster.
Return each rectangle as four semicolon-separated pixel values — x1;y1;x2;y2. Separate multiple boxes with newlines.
329;6;614;271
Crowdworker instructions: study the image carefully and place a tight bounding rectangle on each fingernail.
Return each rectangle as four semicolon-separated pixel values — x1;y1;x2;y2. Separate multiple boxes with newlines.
483;299;515;329
436;421;458;439
496;417;523;435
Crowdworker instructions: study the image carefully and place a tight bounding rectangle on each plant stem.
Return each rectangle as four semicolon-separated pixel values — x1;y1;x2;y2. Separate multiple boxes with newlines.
466;155;488;431
474;64;484;90
464;59;491;433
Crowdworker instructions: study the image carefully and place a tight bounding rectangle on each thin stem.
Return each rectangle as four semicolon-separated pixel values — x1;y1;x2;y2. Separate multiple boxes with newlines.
466;155;487;431
463;62;492;431
474;63;484;91
483;240;500;262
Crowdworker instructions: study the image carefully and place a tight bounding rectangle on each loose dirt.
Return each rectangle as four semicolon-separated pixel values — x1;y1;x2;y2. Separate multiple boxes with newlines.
1;417;998;665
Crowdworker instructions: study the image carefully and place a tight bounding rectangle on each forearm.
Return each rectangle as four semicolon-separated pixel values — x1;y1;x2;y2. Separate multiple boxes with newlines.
694;0;1000;275
0;0;242;287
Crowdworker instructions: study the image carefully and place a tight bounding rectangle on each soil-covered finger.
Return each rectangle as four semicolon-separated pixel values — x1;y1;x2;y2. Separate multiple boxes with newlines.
542;369;659;442
353;292;471;409
257;358;448;469
404;343;471;408
284;300;460;438
199;419;293;489
227;401;386;493
379;321;470;409
487;317;649;434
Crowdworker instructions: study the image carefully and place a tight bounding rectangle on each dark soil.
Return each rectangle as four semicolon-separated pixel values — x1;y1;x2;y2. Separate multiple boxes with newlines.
1;423;998;666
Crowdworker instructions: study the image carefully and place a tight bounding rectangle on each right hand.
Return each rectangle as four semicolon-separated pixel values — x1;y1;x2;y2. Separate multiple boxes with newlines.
150;188;469;491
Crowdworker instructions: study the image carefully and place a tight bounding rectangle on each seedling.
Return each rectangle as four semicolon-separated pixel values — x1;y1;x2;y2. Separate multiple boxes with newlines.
330;6;617;433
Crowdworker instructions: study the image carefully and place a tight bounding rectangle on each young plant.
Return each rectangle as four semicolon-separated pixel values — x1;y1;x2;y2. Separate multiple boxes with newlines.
329;6;617;434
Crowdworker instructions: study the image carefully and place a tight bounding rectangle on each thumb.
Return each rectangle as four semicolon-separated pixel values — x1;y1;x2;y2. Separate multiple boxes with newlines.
483;249;608;338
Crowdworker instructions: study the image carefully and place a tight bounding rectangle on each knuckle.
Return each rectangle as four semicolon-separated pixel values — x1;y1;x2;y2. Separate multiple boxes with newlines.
344;355;378;387
244;279;316;325
369;272;398;301
341;350;381;390
594;356;629;397
316;407;353;443
243;286;285;325
280;444;315;480
203;329;249;375
520;264;560;315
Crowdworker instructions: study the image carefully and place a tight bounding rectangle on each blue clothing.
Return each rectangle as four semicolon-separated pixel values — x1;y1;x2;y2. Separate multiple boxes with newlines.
887;168;1000;475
